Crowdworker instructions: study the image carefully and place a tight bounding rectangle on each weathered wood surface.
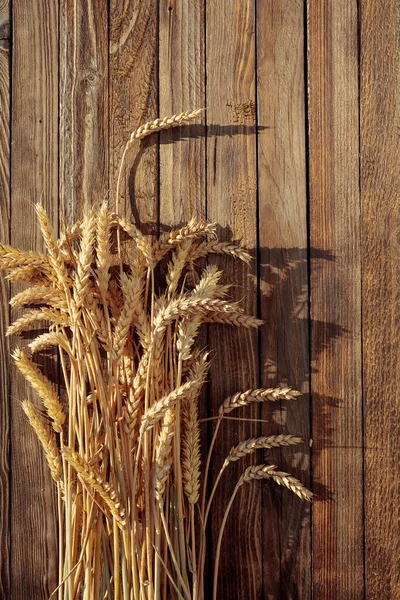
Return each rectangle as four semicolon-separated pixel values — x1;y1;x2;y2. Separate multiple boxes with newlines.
0;1;10;596
10;1;59;597
1;1;399;598
308;1;364;598
361;1;400;598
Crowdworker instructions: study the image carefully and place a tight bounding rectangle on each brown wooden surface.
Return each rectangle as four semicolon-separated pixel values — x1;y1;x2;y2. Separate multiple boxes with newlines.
0;1;9;596
308;1;364;598
10;1;59;597
361;1;400;598
1;1;399;598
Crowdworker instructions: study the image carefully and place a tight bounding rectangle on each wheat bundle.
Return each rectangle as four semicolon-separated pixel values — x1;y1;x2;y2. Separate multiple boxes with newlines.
1;110;311;600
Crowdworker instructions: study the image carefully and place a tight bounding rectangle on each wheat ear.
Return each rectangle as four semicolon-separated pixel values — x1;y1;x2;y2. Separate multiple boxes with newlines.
154;409;175;502
240;463;313;501
141;378;201;434
62;447;127;528
13;348;65;433
182;396;201;505
96;203;113;298
35;204;69;288
74;211;97;305
213;463;311;599
189;240;252;264
0;243;53;271
22;400;62;482
131;108;204;141
219;386;302;415
7;308;69;337
226;434;303;464
10;286;66;310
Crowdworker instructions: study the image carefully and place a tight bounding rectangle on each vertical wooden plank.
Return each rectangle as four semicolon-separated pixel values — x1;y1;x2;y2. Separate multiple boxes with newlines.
206;2;260;598
257;2;310;598
0;0;10;596
308;1;364;598
361;2;400;597
59;0;109;224
10;1;59;597
109;0;158;228
159;0;205;226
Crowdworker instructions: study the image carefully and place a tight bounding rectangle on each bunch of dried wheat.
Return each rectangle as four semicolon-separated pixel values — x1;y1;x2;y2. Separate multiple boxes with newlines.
1;110;311;600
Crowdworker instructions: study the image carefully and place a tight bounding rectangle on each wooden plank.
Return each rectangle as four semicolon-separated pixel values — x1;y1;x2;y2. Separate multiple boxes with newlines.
109;0;159;228
59;0;109;224
205;2;260;598
10;1;59;597
158;4;207;592
308;1;364;597
159;0;205;226
360;2;400;598
0;1;10;596
256;2;310;598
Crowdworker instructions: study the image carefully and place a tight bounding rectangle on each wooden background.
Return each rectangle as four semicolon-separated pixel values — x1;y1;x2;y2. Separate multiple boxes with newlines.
0;0;399;598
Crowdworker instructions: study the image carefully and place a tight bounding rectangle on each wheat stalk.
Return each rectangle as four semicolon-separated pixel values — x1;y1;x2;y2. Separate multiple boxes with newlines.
13;348;65;432
1;113;310;600
22;400;62;482
219;386;302;415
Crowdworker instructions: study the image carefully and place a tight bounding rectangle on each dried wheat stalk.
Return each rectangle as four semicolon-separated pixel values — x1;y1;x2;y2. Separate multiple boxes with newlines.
1;109;311;600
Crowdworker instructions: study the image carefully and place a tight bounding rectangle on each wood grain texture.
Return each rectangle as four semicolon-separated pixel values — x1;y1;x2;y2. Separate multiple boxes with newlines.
205;2;261;598
10;1;59;597
109;0;158;228
257;2;311;598
4;1;400;598
159;0;205;225
361;1;400;598
0;0;9;596
59;0;109;224
308;1;364;598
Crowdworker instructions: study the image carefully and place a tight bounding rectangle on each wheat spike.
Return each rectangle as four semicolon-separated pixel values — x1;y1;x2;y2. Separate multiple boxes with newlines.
7;308;69;337
182;395;201;505
116;216;154;265
5;265;51;284
154;409;175;502
219;387;302;415
10;286;66;310
63;447;127;528
0;243;53;272
140;379;199;434
13;348;65;433
153;295;262;340
29;332;72;357
96;203;113;298
131;108;204;141
226;434;303;464
84;293;109;344
240;463;312;501
141;355;208;434
22;400;62;482
35;204;69;287
189;239;252;264
113;273;144;358
74;211;97;305
166;239;193;298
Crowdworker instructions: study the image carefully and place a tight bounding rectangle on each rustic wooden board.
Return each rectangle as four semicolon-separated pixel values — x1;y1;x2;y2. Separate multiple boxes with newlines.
10;1;59;597
109;0;159;230
0;0;10;596
3;1;400;598
205;2;261;598
361;1;400;598
308;1;364;598
257;2;311;598
59;0;109;223
159;0;205;226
